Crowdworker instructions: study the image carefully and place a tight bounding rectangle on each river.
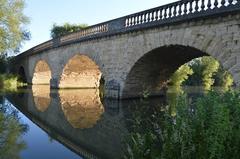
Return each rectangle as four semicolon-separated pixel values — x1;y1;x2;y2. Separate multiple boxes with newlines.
0;86;214;159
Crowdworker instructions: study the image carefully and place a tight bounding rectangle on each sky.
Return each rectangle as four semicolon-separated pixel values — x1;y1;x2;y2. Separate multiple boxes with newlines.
22;0;176;52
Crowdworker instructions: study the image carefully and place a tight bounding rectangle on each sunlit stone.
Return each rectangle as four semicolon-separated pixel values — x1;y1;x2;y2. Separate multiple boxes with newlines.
59;54;101;88
32;60;52;84
59;89;104;129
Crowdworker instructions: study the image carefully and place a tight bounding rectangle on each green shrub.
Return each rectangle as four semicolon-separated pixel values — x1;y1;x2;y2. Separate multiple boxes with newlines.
0;74;26;92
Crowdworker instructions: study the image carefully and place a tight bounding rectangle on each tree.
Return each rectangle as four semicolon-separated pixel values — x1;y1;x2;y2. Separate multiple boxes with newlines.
0;0;29;55
214;67;234;91
201;56;220;90
50;23;88;38
169;64;193;88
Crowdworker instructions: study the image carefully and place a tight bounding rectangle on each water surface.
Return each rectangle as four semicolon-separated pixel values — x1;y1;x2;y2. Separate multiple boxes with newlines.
0;86;207;159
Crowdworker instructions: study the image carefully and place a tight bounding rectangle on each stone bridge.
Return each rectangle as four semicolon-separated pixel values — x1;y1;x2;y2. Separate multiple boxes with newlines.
12;0;240;99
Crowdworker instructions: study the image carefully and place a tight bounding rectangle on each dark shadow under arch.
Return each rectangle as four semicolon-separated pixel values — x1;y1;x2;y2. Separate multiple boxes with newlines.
122;45;208;99
18;66;27;83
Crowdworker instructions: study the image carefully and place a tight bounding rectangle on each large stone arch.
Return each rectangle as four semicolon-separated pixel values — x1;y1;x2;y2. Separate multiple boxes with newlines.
32;60;52;85
59;54;102;88
121;30;238;99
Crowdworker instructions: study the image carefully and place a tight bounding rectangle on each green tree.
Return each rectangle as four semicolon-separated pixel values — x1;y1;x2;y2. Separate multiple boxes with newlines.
50;23;88;38
0;0;29;54
214;67;234;91
201;56;220;90
169;64;193;88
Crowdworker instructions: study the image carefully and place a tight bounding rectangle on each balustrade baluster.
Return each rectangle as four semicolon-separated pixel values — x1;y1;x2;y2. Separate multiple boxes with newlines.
173;5;177;17
228;0;233;5
184;1;188;15
169;6;172;17
132;17;135;25
195;0;199;12
220;0;226;7
178;2;182;15
155;10;159;20
129;18;132;26
144;13;148;23
214;0;218;8
136;15;139;25
189;0;193;13
207;0;212;9
151;12;154;21
147;13;151;22
201;0;205;11
141;14;144;23
164;7;168;18
159;9;163;19
138;15;142;24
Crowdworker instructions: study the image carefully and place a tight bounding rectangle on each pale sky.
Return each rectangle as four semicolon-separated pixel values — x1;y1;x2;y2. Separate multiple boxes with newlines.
22;0;176;52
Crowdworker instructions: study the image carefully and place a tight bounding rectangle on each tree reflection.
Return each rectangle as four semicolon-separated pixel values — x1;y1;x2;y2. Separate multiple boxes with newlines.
59;89;104;129
0;97;28;159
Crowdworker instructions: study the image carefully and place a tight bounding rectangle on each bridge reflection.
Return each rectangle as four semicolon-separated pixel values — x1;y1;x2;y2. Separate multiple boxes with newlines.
32;85;51;112
6;88;127;159
59;89;104;129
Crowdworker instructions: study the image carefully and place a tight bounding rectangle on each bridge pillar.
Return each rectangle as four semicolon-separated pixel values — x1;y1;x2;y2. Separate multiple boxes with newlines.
104;79;121;99
50;78;59;89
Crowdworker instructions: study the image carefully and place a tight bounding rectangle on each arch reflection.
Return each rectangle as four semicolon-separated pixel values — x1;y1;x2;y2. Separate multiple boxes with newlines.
32;85;51;112
59;89;104;129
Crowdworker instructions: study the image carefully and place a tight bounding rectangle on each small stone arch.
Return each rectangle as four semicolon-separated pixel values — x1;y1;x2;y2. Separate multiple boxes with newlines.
32;60;52;85
18;66;27;83
59;54;102;88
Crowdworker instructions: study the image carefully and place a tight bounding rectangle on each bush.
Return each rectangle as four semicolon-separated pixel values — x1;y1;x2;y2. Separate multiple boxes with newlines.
0;74;26;92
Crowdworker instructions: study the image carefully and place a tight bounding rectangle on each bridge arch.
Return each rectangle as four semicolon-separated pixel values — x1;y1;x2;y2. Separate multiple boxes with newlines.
122;43;235;99
32;60;52;85
59;54;102;88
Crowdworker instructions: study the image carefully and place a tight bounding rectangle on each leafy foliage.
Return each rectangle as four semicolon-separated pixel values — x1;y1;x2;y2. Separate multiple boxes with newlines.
0;0;29;54
169;65;193;88
0;74;26;92
124;91;240;159
171;56;233;91
201;57;220;90
50;23;88;38
214;67;234;91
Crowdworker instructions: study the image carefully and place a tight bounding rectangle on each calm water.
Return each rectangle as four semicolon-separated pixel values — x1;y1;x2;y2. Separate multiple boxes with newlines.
0;86;205;159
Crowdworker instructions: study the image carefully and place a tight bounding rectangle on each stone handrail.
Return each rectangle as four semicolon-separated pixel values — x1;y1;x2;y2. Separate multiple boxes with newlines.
18;0;240;58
